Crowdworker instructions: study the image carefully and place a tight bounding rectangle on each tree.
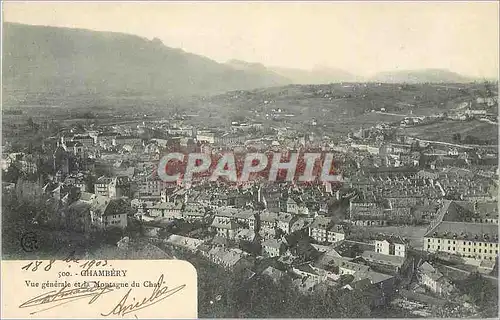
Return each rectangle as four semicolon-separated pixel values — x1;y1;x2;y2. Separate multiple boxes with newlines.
484;81;493;97
230;115;246;123
84;174;96;193
157;227;171;239
339;274;355;286
336;289;372;317
452;133;461;143
125;217;146;238
82;111;95;119
102;226;124;245
463;135;483;145
74;122;85;133
26;117;36;131
2;164;22;183
456;272;498;317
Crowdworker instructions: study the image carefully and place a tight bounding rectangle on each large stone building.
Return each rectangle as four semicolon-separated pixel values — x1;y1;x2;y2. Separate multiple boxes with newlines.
423;221;498;261
309;216;346;244
90;197;129;230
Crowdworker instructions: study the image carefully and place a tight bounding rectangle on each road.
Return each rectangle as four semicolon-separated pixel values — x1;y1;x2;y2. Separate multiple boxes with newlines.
479;118;499;125
439;264;498;283
415;137;498;149
374;111;423;118
432;84;465;90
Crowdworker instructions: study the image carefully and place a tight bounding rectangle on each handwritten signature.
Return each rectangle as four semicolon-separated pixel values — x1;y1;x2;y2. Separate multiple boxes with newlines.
101;274;186;317
19;283;113;315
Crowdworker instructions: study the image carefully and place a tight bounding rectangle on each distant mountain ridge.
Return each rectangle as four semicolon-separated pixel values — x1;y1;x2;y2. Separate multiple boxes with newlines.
225;61;358;84
269;65;358;84
225;59;290;86
2;22;288;98
369;68;474;83
228;63;475;85
3;22;479;103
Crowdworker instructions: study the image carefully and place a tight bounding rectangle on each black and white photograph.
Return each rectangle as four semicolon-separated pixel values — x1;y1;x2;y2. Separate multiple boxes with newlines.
1;1;499;318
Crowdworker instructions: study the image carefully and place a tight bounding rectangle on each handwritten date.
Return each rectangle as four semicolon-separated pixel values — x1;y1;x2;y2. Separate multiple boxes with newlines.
21;257;108;273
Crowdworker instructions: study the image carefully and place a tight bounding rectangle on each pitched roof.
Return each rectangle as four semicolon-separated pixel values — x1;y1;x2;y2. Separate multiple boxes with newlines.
441;200;475;221
311;244;333;253
361;250;405;267
211;236;229;246
214;206;239;218
221;248;247;266
98;132;117;137
73;135;93;140
310;216;333;229
354;270;394;284
291;217;311;231
233;209;255;220
475;202;498;219
90;196;111;215
260;211;278;222
80;192;96;202
262;238;283;249
64;141;83;148
166;235;203;250
262;266;284;281
211;217;238;230
310;216;345;233
335;258;370;273
136;243;171;259
91;197;130;217
183;209;205;217
294;263;318;275
276;212;294;223
67;200;91;213
372;235;406;245
197;243;211;254
152;202;182;210
110;176;131;186
235;229;255;241
424;221;498;240
96;176;112;184
418;261;446;282
184;203;205;213
293;276;318;293
351;278;372;290
103;198;131;217
418;261;436;273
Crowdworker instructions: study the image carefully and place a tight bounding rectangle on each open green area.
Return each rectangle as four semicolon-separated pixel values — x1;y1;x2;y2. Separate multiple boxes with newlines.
400;119;498;145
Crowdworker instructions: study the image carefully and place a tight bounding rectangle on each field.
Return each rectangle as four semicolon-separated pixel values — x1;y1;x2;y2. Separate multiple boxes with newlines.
400;119;498;144
3;82;497;147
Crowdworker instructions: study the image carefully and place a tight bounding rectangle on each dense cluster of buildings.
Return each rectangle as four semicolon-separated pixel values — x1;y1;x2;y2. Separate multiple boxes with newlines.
2;92;498;315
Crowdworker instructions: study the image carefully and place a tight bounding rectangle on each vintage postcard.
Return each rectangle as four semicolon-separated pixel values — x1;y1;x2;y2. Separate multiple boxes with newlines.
1;1;499;319
2;259;197;318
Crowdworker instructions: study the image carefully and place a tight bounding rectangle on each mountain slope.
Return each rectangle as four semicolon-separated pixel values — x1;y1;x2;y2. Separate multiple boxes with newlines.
270;65;357;84
2;23;287;99
370;68;473;83
225;59;291;86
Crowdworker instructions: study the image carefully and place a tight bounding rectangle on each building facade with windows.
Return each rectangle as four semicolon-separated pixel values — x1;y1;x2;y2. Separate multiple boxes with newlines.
423;221;499;261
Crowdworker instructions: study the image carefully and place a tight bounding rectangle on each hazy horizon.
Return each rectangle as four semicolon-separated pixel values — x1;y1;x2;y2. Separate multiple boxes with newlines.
3;1;499;79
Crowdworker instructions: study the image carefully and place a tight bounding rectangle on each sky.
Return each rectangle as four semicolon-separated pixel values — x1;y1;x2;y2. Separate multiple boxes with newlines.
3;1;499;78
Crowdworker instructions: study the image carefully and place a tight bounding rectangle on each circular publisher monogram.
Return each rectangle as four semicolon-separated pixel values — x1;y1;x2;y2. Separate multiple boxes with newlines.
20;232;39;252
